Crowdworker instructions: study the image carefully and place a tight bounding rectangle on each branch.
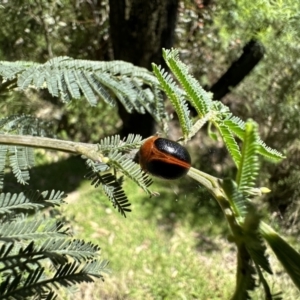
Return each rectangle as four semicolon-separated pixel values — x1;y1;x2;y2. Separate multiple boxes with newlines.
0;134;105;162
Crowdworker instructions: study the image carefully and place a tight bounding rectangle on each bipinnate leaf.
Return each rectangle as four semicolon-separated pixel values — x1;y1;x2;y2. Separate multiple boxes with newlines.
152;63;192;138
236;120;260;193
162;48;213;117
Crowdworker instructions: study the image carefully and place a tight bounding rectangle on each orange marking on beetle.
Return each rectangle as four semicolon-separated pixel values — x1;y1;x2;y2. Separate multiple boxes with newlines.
137;136;191;180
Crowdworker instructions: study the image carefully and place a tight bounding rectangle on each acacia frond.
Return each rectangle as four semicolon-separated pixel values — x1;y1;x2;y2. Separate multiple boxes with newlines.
152;85;169;125
8;146;31;185
224;115;284;162
0;260;109;299
39;239;101;261
84;134;153;217
108;150;152;194
246;237;272;275
0;217;69;242
236;120;260;193
218;124;241;167
98;134;143;153
0;190;66;215
0;238;101;274
85;171;131;217
152;63;192;138
223;115;246;140
223;179;273;295
0;115;54;137
0;58;164;121
84;160;110;173
257;140;285;162
162;48;213;117
222;179;249;219
0;115;55;188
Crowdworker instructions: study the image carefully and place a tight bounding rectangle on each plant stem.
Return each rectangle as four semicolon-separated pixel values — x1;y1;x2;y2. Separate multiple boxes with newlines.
187;167;228;211
187;167;258;299
0;134;105;162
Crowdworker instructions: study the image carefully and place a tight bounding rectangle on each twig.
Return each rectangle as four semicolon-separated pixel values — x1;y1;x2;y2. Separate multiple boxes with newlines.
0;134;104;162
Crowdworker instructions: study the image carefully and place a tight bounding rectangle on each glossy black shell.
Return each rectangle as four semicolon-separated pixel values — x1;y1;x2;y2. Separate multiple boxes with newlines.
155;138;191;163
146;138;191;180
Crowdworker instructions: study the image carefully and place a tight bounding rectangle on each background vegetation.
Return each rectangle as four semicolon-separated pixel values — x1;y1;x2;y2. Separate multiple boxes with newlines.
1;0;300;298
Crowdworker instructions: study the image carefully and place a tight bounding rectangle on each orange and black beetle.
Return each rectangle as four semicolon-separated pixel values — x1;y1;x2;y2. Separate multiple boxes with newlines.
136;136;191;180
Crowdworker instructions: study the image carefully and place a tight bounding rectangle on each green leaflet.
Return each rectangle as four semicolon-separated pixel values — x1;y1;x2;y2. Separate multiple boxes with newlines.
0;239;101;271
236;120;260;193
218;123;241;167
85;171;131;218
0;115;55;188
224;116;284;162
0;190;66;215
152;63;192;138
257;139;285;162
162;48;213;117
0;58;165;123
224;116;246;140
0;259;109;299
0;217;69;241
108;150;152;195
84;134;153;217
97;134;143;153
222;179;248;218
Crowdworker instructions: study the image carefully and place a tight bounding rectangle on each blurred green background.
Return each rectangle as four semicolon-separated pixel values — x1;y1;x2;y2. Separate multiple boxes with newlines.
1;0;300;298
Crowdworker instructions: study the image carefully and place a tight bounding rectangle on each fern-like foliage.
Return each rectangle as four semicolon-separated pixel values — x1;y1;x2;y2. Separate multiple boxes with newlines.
236;120;260;193
220;120;276;298
224;115;284;162
0;115;54;137
231;244;256;300
152;64;192;138
85;171;131;217
218;131;296;300
0;187;108;299
162;48;213;117
83;134;153;217
222;179;249;219
7;146;31;185
0;238;101;274
107;150;152;194
97;134;143;153
0;216;69;242
0;115;54;189
158;48;284;162
223;181;274;298
218;124;241;167
0;190;66;215
0;58;166;123
0;259;108;299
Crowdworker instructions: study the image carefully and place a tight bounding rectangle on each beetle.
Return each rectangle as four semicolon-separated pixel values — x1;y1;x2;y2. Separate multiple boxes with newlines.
136;136;191;180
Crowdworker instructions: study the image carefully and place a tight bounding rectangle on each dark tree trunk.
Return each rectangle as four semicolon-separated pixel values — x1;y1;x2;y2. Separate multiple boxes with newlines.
209;40;265;100
109;0;179;138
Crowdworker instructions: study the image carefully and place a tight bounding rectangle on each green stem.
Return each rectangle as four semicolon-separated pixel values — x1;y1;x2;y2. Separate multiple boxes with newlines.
187;167;256;299
187;167;229;212
0;134;105;162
